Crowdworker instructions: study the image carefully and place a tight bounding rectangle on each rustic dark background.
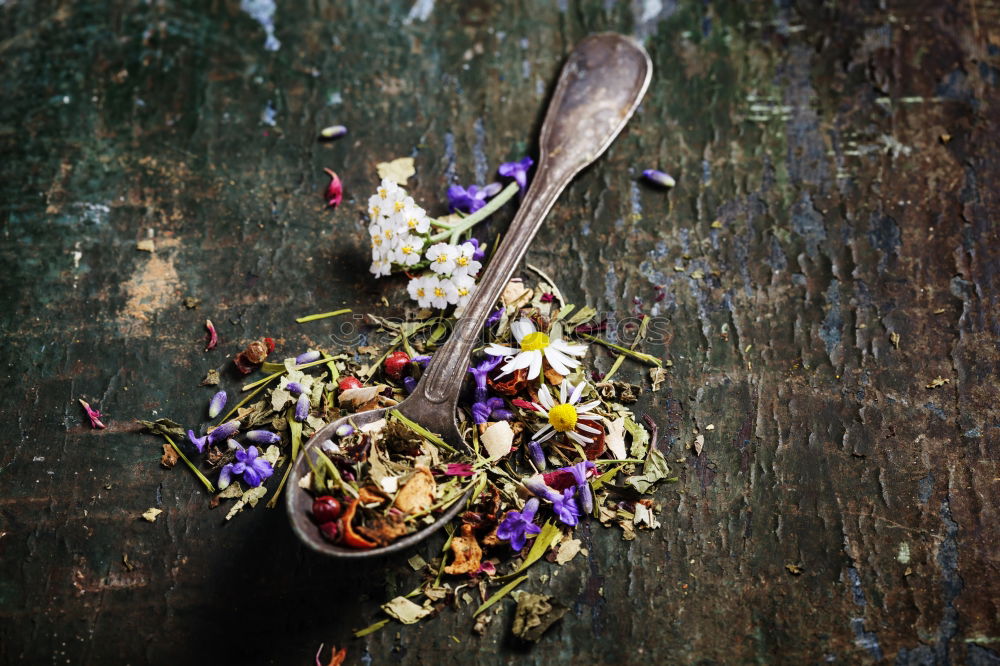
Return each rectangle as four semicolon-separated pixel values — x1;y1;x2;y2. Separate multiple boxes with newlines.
1;0;998;664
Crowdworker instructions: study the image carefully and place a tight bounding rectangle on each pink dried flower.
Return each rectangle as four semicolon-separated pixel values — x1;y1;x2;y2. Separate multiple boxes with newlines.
205;319;218;351
323;168;343;208
540;292;554;303
79;399;106;429
443;463;475;477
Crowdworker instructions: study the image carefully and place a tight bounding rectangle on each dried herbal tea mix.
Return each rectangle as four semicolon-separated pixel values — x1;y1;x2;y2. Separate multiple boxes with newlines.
140;157;675;642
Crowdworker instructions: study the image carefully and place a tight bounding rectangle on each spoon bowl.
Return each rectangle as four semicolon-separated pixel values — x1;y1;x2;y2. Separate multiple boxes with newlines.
287;32;652;557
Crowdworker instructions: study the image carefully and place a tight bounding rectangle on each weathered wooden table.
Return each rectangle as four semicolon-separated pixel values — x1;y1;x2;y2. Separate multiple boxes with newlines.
2;1;997;663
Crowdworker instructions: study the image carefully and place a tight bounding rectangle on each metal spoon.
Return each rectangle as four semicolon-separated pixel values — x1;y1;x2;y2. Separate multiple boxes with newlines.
287;32;652;558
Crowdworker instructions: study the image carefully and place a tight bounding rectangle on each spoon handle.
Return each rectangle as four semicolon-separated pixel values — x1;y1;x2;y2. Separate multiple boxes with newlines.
399;33;651;436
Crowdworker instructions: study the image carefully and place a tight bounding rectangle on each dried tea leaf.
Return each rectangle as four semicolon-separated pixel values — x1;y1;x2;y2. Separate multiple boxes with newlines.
555;538;581;565
926;376;950;389
510;591;568;642
501;278;532;308
217;482;244;499
693;433;705;456
356;515;409;546
141;508;162;522
408;554;428;571
444;524;483;575
649;367;668;392
225;485;268;520
393;466;436;514
625;448;672;494
160;443;179;468
136;239;155;252
139;418;186;440
339;385;383;408
633;503;661;529
381;596;431;624
604;417;627;460
624;417;649;459
376;157;416;185
201;369;220;386
481;421;514;460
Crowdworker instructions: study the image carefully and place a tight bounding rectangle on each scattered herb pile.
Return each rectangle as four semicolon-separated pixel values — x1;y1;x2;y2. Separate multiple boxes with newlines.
139;160;676;642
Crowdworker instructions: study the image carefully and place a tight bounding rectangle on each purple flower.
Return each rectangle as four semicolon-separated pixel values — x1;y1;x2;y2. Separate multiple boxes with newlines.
523;474;562;503
285;381;305;396
334;423;354;438
410;355;432;366
642;169;676;188
320;125;348;140
403;376;418;394
467;238;487;262
564;460;596;514
471;397;512;424
189;419;242;453
294;393;310;422
551;487;581;526
218;442;274;489
526;440;547;470
485;306;505;328
208;391;227;419
496;498;542;551
498;156;534;191
447;182;502;213
296;350;322;364
245;430;281;445
468;355;504;403
186;430;208;453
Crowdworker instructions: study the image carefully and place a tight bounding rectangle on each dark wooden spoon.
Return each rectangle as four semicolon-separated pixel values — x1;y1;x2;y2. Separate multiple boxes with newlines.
287;32;652;558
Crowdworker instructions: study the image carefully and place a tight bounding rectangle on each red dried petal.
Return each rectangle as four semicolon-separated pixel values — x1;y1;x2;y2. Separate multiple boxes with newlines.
323;168;343;208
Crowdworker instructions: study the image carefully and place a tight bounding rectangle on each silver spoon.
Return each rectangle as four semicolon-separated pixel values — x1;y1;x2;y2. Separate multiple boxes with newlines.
287;32;652;558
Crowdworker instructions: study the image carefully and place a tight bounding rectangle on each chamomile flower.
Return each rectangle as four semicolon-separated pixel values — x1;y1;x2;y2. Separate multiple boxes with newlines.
426;242;459;275
393;234;425;266
529;380;603;445
429;275;459;308
485;318;588;380
452;241;482;277
407;275;434;308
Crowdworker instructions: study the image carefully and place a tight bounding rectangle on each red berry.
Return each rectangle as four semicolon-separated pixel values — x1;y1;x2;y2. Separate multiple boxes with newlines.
312;496;342;523
338;376;362;391
319;520;341;543
383;351;410;380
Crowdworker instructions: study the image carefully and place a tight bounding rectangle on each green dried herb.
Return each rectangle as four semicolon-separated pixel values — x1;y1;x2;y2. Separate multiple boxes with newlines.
473;575;528;617
295;308;351;323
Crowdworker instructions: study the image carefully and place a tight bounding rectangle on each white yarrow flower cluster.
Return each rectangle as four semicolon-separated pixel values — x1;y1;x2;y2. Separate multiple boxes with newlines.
367;179;431;277
407;240;479;313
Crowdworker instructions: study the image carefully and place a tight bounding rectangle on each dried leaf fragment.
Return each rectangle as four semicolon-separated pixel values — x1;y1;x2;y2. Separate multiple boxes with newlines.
160;443;179;468
510;591;568;642
649;367;668;392
136;239;155;252
693;433;705;456
444;524;483;575
604;417;627;460
141;508;162;522
375;157;415;185
926;376;950;389
393;466;436;514
555;538;582;565
381;596;431;624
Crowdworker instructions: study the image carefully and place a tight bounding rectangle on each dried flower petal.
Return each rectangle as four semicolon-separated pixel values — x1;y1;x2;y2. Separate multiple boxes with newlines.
78;398;106;429
444;523;483;575
334;423;354;438
294;393;310;422
234;339;271;374
207;391;227;419
205;319;218;351
339;498;377;550
642;168;676;188
296;350;322;364
319;125;348;140
245;430;281;445
323;168;343;208
393;466;436;514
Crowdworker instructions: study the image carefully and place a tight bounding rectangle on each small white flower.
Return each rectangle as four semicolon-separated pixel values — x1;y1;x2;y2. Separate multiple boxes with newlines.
428;275;458;308
369;257;391;277
485;317;588;380
530;380;603;445
396;203;430;234
426;242;459;275
388;194;415;216
453;273;476;309
370;234;387;260
407;275;434;308
375;178;402;202
368;194;387;221
452;241;482;277
393;234;425;266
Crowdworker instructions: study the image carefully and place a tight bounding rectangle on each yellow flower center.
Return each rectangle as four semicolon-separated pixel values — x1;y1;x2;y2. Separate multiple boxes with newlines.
378;188;387;199
434;287;445;297
520;332;549;352
458;287;469;296
548;404;578;432
435;255;448;264
416;288;425;297
371;206;381;217
401;246;413;254
407;218;419;228
394;201;405;212
372;237;382;246
456;256;469;267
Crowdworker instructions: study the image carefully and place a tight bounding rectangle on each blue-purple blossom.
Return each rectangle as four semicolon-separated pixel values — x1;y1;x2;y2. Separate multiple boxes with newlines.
551;487;581;526
320;125;348;140
447;182;502;213
496;498;542;551
471;397;513;424
294;393;310;422
403;376;418;394
218;441;274;489
468;355;504;403
334;423;354;438
498;156;534;191
523;474;562;503
642;169;676;188
467;238;487;262
485;307;505;328
410;355;432;367
296;350;322;364
246;430;281;445
526;440;547;470
285;381;305;396
565;460;596;514
208;391;227;419
189;419;242;453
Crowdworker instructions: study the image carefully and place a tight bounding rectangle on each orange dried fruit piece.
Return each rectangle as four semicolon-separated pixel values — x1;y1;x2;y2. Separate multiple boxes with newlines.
393;466;436;514
444;524;483;575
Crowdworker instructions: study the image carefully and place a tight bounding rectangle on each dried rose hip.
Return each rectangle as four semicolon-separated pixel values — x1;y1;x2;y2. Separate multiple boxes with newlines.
233;338;273;375
338;376;362;391
319;520;341;543
383;351;410;380
312;496;342;523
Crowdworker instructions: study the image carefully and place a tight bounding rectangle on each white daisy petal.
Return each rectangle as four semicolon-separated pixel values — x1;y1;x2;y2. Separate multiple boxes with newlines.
570;381;586;405
537;384;554;409
550;339;589;357
566;430;592;444
578;422;602;435
527;353;543;380
559;381;567;403
576;400;601;413
510;318;536;343
485;343;517;357
535;429;557;443
543;348;574;376
533;424;553;440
